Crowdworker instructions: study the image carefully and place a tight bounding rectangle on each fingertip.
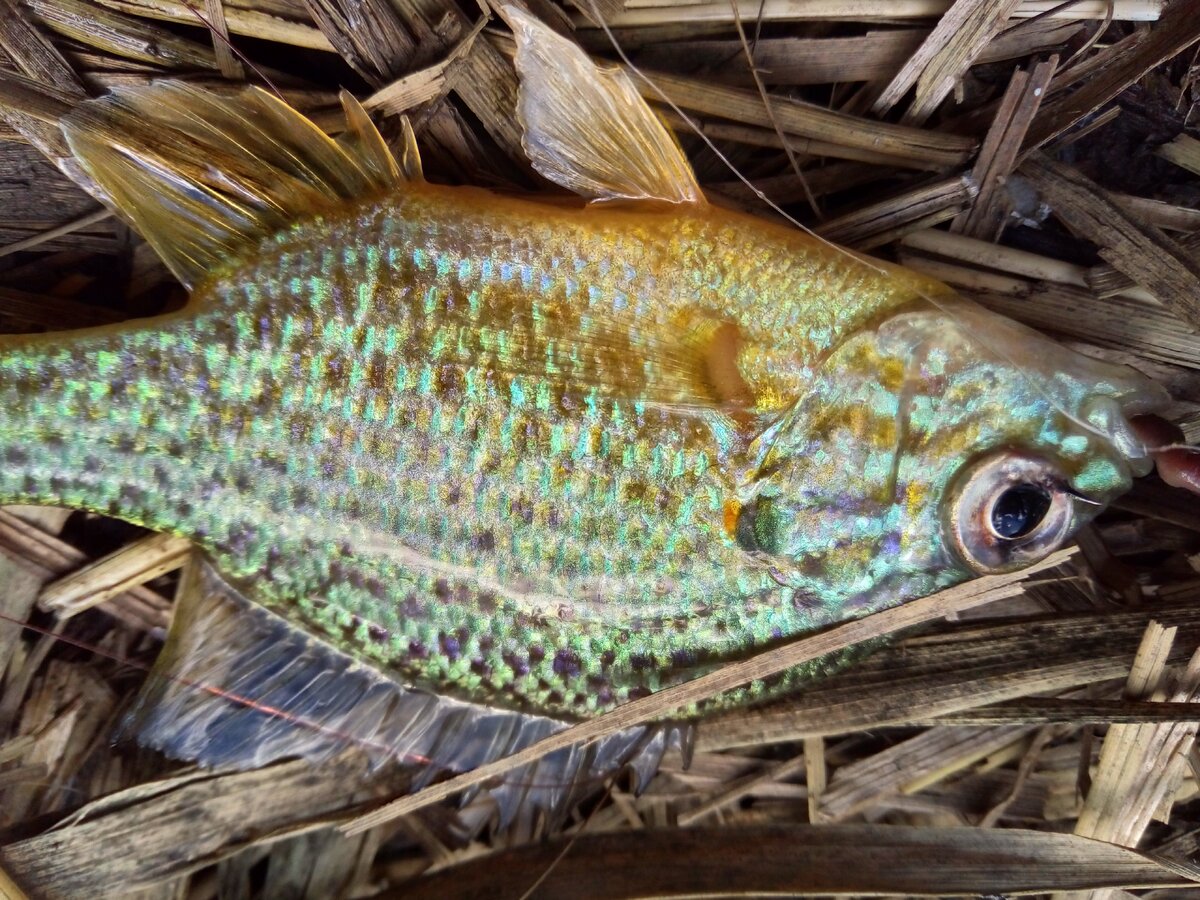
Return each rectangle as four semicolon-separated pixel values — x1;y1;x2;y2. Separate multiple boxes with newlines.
1156;448;1200;495
1128;415;1200;497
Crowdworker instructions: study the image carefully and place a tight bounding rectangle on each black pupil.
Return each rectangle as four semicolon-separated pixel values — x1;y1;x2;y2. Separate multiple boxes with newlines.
991;484;1052;539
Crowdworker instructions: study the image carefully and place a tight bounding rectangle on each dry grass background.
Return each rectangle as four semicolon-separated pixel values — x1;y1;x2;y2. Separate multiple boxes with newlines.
1;0;1200;897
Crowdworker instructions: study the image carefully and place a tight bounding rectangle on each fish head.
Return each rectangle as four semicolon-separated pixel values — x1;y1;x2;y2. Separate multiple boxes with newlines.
738;295;1169;612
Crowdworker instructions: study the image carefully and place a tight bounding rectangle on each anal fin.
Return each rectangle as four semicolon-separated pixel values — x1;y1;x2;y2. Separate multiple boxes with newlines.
123;554;689;829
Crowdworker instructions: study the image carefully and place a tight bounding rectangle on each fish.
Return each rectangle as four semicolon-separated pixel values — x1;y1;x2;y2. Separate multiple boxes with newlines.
0;6;1178;823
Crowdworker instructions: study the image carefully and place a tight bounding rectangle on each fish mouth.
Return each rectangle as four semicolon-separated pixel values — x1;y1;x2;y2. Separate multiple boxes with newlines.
1081;387;1170;479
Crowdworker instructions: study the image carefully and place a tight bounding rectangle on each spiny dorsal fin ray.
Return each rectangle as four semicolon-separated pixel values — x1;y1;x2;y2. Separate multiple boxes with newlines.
123;555;688;831
336;88;407;184
500;5;703;205
61;84;414;289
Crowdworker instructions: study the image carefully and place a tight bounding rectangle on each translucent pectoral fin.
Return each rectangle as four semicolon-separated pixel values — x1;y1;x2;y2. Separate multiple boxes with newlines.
124;554;688;829
500;5;703;205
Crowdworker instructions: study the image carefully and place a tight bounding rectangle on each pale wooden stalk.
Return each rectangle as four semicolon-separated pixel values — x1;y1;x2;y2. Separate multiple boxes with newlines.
203;0;245;79
0;509;171;631
901;228;1092;286
677;752;807;825
585;2;1163;28
626;23;1084;88
0;864;29;900
1158;133;1200;177
804;736;826;823
1058;625;1200;900
24;0;219;70
639;69;977;170
817;725;1036;821
872;0;1020;124
657;108;920;168
817;176;976;248
0;209;112;260
1023;0;1200;151
342;549;1074;834
364;59;454;116
37;532;191;618
91;0;335;51
0;508;70;699
1088;231;1200;298
1110;193;1200;232
1022;153;1200;327
952;57;1056;239
699;577;1200;752
2;660;116;821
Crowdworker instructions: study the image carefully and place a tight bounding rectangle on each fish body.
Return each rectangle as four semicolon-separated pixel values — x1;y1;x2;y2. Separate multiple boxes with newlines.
0;182;954;712
0;7;1169;800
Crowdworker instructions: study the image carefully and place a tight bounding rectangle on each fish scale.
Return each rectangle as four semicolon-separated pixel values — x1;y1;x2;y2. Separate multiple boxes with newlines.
2;183;904;716
0;172;1164;720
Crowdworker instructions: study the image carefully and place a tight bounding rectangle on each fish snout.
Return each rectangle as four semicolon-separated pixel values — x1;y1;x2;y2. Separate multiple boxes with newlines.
1081;383;1170;479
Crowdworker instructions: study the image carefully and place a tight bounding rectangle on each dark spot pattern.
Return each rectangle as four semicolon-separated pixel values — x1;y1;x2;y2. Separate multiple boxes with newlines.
552;649;582;678
630;652;655;672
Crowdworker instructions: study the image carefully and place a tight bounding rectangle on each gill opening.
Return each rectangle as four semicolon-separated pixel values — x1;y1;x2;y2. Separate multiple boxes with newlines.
579;0;1152;456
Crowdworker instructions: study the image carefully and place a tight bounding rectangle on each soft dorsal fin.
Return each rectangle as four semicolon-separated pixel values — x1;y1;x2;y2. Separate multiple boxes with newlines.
500;5;703;205
61;84;413;289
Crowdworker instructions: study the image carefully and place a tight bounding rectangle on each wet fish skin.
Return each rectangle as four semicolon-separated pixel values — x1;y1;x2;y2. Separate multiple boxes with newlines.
0;7;1169;738
0;175;1159;719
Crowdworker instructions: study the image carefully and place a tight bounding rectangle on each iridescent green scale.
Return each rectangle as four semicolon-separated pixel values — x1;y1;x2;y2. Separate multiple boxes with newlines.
0;184;914;715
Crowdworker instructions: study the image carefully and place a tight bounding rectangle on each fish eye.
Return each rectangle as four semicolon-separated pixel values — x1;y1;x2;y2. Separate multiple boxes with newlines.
946;451;1075;574
990;484;1052;539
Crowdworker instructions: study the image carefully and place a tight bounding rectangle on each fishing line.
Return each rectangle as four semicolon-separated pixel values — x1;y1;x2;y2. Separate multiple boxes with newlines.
176;0;285;100
580;0;1158;457
726;0;821;219
515;775;617;900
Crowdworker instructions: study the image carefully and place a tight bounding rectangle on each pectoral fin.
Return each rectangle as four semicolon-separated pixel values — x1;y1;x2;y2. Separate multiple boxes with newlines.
500;5;703;205
124;554;688;829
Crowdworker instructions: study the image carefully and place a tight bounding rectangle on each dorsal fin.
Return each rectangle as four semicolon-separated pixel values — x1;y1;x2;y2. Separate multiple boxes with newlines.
499;5;703;205
61;84;413;289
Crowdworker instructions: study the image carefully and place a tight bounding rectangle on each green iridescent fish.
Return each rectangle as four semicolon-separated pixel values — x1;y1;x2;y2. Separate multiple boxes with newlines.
0;8;1173;817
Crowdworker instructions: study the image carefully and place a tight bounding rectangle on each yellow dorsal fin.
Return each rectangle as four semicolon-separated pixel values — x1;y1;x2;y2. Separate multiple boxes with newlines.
61;84;413;289
500;5;703;205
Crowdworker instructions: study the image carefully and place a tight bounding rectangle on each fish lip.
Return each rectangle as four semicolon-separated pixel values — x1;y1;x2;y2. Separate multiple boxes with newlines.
1083;379;1172;478
1118;382;1173;419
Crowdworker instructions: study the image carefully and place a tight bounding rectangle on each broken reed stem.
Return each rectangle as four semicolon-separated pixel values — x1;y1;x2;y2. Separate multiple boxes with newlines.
342;548;1076;834
90;0;335;52
580;2;1165;29
0;863;29;900
677;752;807;826
37;533;191;617
0;209;111;259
